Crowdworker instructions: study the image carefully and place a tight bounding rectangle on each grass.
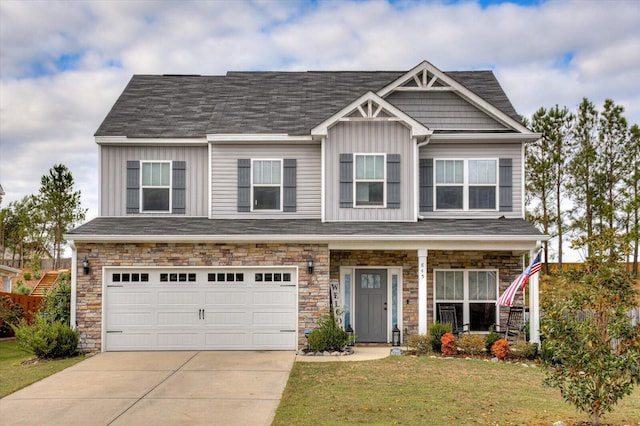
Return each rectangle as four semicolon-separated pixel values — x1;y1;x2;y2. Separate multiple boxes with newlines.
273;356;640;425
0;340;84;398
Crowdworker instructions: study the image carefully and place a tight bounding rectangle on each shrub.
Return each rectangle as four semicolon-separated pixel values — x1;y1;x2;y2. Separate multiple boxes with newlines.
12;316;78;358
33;272;42;280
457;334;486;356
41;279;71;325
0;296;24;337
15;282;31;295
407;334;431;354
491;338;510;359
23;272;32;280
485;328;502;352
440;332;457;355
428;322;451;352
510;341;538;360
307;312;350;352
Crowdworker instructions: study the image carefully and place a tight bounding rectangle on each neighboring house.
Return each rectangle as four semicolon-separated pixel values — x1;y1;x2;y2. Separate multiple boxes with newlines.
0;265;21;293
66;61;547;353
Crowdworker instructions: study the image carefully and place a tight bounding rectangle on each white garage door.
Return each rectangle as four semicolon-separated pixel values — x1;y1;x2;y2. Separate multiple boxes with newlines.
104;268;297;351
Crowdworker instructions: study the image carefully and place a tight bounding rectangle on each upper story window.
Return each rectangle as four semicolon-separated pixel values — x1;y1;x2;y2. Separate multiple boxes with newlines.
435;270;498;332
435;159;497;210
355;154;385;207
141;161;171;212
252;159;282;210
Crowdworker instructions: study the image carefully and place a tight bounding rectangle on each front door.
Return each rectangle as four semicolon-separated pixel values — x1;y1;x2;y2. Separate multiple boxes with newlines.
355;269;387;342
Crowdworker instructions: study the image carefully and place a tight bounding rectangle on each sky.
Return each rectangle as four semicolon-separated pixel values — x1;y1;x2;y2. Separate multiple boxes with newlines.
1;0;639;261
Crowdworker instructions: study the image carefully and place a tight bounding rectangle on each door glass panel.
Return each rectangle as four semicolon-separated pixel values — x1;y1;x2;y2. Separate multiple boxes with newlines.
344;273;351;329
392;274;398;327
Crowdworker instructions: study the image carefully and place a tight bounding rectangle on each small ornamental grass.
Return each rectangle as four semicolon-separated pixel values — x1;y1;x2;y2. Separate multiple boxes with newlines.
457;333;486;356
307;312;351;352
428;322;451;352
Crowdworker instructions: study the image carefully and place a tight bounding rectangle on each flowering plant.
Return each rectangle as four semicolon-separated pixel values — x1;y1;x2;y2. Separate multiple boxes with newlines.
440;332;457;355
491;338;510;359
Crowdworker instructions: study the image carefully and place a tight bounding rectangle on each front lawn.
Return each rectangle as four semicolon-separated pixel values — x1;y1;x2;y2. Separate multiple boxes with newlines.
0;340;84;398
273;356;640;425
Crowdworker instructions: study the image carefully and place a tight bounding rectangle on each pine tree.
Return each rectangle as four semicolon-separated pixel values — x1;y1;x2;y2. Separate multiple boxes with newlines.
622;124;639;274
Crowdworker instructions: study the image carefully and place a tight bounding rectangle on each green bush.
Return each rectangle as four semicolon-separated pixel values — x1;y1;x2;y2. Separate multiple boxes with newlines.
23;272;32;280
510;341;538;360
41;279;71;325
307;313;351;352
0;296;24;337
428;322;451;353
15;282;31;295
407;334;431;354
457;334;486;355
12;316;78;358
33;272;42;280
485;328;502;352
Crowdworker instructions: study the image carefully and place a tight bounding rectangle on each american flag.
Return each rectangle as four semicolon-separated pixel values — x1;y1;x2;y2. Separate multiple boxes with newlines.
496;251;542;307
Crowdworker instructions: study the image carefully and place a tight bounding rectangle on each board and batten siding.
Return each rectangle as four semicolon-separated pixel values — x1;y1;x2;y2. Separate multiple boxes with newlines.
386;91;508;131
210;143;321;219
100;145;209;216
325;121;415;221
419;142;522;219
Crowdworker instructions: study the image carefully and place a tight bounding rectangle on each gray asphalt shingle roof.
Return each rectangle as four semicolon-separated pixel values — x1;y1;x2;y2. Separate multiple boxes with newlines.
95;69;521;138
67;217;543;238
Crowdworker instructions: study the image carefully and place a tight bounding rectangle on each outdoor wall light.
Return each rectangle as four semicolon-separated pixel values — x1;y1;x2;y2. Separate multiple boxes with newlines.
307;258;314;275
392;324;401;347
82;257;90;275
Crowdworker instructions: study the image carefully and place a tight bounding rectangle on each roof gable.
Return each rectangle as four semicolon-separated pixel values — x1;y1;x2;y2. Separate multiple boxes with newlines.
311;91;431;139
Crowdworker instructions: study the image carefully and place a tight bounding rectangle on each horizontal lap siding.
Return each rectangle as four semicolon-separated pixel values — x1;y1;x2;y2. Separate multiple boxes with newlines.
101;145;208;216
325;121;414;221
419;143;522;218
386;91;507;130
210;143;321;219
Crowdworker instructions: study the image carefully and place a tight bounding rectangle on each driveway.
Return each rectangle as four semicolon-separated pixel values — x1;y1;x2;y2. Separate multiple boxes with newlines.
0;351;295;426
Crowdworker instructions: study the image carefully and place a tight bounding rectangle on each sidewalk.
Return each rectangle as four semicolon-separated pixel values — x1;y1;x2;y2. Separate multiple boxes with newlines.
295;346;391;362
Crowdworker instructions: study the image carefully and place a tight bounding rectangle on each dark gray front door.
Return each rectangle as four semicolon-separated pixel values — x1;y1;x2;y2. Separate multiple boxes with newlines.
355;269;387;342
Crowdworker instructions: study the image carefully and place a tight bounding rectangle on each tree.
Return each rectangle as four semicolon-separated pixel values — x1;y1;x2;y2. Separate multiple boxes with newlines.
621;124;639;275
527;106;572;270
38;164;86;269
0;196;47;267
541;240;640;425
566;98;599;259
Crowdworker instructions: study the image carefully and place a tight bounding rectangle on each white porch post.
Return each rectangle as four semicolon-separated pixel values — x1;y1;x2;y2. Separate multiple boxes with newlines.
69;240;77;330
418;249;428;334
529;246;541;343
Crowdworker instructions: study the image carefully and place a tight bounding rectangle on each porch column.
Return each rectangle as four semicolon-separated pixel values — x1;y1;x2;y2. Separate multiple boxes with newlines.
418;249;428;334
529;247;541;344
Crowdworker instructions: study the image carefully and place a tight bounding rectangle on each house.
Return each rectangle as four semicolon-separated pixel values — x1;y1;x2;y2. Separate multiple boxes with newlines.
1;265;21;293
66;61;547;353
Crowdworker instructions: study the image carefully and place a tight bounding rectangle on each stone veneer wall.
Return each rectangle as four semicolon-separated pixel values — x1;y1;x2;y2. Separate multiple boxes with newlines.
330;250;523;336
330;250;419;337
75;242;329;353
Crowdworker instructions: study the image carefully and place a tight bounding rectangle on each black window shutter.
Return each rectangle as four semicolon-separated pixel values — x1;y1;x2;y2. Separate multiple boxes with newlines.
419;158;433;212
237;159;251;212
126;161;140;214
387;154;401;209
339;154;353;208
172;161;186;214
283;159;297;212
499;158;513;211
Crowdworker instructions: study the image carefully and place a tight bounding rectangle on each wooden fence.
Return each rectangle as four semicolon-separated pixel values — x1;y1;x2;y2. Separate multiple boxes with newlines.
0;292;43;322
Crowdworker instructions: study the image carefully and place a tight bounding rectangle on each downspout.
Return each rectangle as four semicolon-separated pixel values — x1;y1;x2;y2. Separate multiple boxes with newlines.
69;240;77;330
416;135;432;220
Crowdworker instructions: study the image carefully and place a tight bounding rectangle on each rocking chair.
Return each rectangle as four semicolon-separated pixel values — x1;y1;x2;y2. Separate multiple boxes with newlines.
494;306;525;344
439;305;470;337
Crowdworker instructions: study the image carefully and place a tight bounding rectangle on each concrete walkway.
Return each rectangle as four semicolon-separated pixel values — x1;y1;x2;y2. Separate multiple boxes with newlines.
295;346;391;362
0;351;294;426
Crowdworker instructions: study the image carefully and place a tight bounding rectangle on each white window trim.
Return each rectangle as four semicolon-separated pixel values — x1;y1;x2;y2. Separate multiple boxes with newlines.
433;158;499;211
250;158;283;212
140;160;172;213
353;153;387;208
432;269;499;332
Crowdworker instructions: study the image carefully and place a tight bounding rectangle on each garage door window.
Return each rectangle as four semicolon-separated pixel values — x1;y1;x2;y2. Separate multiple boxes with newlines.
255;272;291;282
160;273;197;282
112;273;149;283
208;273;245;282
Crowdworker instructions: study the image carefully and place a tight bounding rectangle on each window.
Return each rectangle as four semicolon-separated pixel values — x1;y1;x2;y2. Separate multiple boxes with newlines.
435;159;497;210
252;159;281;210
141;162;171;212
435;270;498;332
355;154;385;206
